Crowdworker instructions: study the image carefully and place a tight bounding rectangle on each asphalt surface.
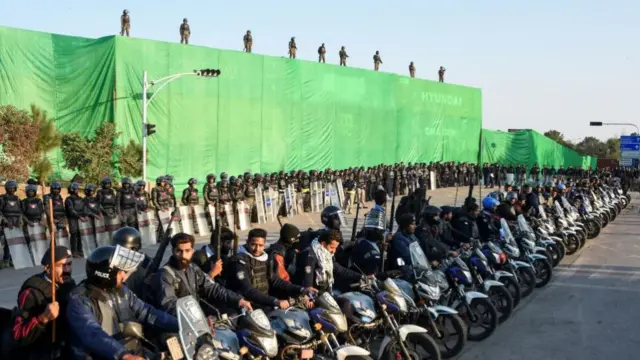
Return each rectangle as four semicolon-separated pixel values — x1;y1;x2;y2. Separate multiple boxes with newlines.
457;193;640;360
1;187;638;360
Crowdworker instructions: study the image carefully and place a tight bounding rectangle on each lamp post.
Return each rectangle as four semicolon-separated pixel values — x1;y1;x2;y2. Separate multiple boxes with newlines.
141;69;221;182
589;121;640;134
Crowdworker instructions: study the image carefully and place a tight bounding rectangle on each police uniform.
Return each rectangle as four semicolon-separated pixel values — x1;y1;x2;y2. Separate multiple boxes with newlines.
117;187;137;228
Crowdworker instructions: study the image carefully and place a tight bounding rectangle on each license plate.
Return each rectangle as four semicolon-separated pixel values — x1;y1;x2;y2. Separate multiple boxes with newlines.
301;349;314;359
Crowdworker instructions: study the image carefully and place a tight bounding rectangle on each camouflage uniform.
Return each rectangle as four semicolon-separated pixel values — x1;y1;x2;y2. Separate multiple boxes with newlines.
244;31;253;53
120;11;130;37
180;19;190;44
373;51;382;71
339;47;348;66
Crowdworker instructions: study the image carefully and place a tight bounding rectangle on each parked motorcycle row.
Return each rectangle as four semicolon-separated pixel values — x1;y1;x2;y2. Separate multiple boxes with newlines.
107;184;632;360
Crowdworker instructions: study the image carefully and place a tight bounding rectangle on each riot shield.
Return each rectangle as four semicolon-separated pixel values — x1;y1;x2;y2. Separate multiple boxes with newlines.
323;183;331;207
179;206;195;235
27;223;48;266
310;182;321;213
193;205;211;237
79;219;97;258
263;189;274;223
224;203;235;231
207;204;217;232
93;217;110;246
284;185;297;217
336;179;345;209
5;227;34;269
137;210;157;247
55;226;70;249
105;215;120;238
429;171;437;190
255;187;267;224
328;183;340;207
237;201;250;230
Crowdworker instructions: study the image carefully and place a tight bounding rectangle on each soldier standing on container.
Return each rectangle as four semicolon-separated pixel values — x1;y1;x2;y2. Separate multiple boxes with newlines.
289;37;297;59
409;62;416;78
180;18;190;44
244;30;253;53
373;51;383;71
339;46;349;66
438;66;446;82
120;10;130;37
318;43;326;63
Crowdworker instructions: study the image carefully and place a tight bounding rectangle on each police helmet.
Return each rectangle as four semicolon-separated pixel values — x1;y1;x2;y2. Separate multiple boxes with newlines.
280;224;300;245
111;227;142;251
421;205;441;218
86;245;144;289
244;172;251;180
206;173;216;182
135;180;145;187
165;174;174;182
321;205;345;228
4;180;17;192
101;177;112;186
69;182;81;192
220;172;228;180
229;176;237;184
25;184;37;194
188;178;197;185
156;176;165;185
506;192;518;202
397;213;416;229
482;196;500;210
85;184;96;194
121;177;132;185
557;184;566;191
51;181;62;190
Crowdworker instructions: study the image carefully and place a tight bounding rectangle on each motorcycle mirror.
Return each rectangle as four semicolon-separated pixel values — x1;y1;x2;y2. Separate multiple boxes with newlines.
397;258;405;267
122;321;144;339
221;313;228;321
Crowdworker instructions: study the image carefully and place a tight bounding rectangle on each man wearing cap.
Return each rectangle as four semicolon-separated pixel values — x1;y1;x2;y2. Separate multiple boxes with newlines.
267;224;302;285
10;246;75;359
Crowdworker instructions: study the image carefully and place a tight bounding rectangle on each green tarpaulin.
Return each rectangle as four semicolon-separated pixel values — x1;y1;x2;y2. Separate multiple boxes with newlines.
0;26;594;186
481;129;597;169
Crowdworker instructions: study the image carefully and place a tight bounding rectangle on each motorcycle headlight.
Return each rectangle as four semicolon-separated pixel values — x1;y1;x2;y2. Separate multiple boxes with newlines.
462;270;472;283
416;281;441;301
257;335;279;358
433;270;449;291
391;294;408;312
326;312;348;333
195;343;218;360
352;300;377;319
284;318;311;339
250;310;271;331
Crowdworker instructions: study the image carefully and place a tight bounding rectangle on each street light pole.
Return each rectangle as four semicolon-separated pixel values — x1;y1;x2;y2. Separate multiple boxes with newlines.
141;69;221;182
589;121;640;134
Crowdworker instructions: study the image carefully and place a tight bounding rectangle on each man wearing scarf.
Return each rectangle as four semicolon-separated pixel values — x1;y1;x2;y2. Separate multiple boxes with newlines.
9;246;76;359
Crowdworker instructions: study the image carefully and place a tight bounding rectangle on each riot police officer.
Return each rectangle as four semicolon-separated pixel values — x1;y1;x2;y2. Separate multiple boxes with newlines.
1;180;21;267
111;227;152;300
165;174;176;206
117;177;138;228
44;181;67;244
67;245;178;360
97;177;117;218
133;181;149;212
83;184;101;219
217;172;231;227
21;184;45;250
181;178;199;206
243;172;256;222
65;183;88;257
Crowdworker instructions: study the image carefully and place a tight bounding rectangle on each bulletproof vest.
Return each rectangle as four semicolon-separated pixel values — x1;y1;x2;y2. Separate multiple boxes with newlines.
238;254;269;295
1;194;22;218
162;265;198;301
205;183;219;202
85;196;100;215
70;194;85;215
80;284;134;337
122;15;130;24
244;181;255;198
324;175;333;183
302;178;310;188
186;188;199;205
158;188;173;207
48;194;66;218
278;178;287;190
182;24;190;32
135;193;148;211
370;174;377;182
219;185;231;202
22;197;43;220
120;189;137;209
99;189;116;209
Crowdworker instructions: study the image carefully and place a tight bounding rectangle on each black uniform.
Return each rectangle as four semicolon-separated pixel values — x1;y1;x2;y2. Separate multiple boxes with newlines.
65;193;86;255
97;189;117;217
116;188;137;228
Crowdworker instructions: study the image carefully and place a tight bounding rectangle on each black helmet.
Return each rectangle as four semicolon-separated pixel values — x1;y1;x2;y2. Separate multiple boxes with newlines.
280;224;301;245
156;176;165;185
135;180;146;187
121;177;132;185
220;172;228;180
165;174;174;183
86;245;144;289
85;184;96;194
51;181;62;190
206;173;216;182
321;205;346;229
421;205;442;221
101;177;112;186
25;184;37;194
111;227;142;251
4;180;17;191
69;182;80;192
188;178;197;185
229;176;237;184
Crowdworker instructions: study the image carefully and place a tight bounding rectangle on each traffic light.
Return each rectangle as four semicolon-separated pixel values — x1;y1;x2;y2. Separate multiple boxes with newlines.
195;69;222;77
589;122;603;126
145;123;156;137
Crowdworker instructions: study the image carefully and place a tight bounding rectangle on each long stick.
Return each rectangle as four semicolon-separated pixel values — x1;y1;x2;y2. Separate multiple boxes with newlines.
47;196;56;343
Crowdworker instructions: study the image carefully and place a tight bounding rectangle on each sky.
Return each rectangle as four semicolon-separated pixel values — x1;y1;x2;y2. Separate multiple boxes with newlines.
2;1;639;141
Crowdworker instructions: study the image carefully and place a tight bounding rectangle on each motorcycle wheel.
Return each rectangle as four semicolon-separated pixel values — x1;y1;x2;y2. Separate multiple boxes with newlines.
517;266;536;298
418;313;467;359
564;234;580;255
609;208;617;222
586;219;601;239
616;202;623;213
553;240;566;261
577;231;587;249
487;285;513;324
536;248;554;267
600;213;609;228
382;332;442;360
499;275;522;308
533;258;553;288
542;243;561;267
456;298;498;342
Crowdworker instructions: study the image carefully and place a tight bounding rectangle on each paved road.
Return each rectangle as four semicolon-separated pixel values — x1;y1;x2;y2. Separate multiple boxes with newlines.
457;193;640;360
0;185;480;307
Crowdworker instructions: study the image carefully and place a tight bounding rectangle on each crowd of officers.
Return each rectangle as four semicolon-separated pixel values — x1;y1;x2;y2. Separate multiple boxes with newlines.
0;158;634;359
117;9;446;80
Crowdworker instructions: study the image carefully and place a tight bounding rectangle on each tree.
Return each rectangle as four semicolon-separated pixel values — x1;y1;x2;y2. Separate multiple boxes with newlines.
30;104;62;182
61;122;120;185
543;130;575;150
575;136;607;158
0;105;40;181
119;140;143;178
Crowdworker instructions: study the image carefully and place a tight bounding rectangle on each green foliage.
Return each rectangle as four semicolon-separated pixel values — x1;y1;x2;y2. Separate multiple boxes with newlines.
0;105;40;181
119;140;143;178
60;122;143;184
544;129;621;159
61;122;120;184
29;104;61;182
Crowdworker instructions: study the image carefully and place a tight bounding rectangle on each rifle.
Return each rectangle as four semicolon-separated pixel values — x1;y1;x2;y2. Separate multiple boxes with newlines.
47;195;56;343
145;208;177;277
381;176;397;271
350;188;361;243
215;202;222;260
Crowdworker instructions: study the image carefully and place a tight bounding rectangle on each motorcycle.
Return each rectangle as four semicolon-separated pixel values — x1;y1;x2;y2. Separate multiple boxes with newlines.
270;292;372;359
495;222;537;299
517;214;562;268
509;218;553;288
339;276;442;359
